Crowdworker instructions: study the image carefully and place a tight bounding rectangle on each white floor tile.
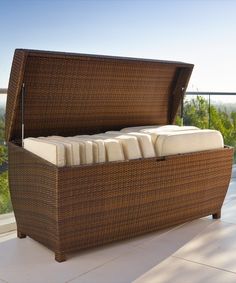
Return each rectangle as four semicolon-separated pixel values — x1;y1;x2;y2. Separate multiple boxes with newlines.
221;181;236;224
175;221;236;273
0;231;16;242
0;234;135;283
68;219;213;283
68;247;165;283
140;218;213;248
0;178;234;283
221;201;236;224
0;213;16;234
122;227;175;248
224;180;236;204
134;256;236;283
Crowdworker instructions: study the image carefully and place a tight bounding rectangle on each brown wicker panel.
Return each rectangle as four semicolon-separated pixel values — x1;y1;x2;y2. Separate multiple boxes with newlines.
6;50;193;141
8;142;59;251
8;141;233;258
57;147;232;253
5;50;28;142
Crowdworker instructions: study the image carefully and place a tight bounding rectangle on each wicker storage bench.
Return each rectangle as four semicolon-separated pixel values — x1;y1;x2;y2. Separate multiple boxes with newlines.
6;49;233;262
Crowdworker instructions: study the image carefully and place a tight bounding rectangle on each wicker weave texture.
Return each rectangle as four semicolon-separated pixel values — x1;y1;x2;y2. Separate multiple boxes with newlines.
8;142;233;259
8;143;58;251
6;50;233;262
5;50;193;141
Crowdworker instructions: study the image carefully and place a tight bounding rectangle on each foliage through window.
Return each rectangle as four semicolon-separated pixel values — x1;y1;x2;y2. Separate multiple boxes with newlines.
176;95;236;160
0;112;11;214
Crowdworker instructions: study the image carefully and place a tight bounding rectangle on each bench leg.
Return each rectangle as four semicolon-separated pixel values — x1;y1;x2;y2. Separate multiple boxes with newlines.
55;251;66;262
17;230;26;238
212;210;221;219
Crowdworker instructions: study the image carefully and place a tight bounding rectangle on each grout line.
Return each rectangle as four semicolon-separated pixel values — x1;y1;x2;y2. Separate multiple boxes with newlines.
0;229;16;237
65;248;138;283
129;219;211;250
0;277;9;283
223;200;233;205
221;219;236;225
0;205;234;282
67;217;217;281
0;231;16;238
193;218;236;228
172;255;236;276
65;219;217;282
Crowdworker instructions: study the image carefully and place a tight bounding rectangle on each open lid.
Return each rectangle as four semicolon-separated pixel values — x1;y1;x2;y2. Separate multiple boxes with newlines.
5;49;193;142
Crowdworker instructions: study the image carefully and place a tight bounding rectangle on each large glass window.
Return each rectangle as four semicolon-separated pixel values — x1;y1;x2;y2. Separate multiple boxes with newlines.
178;93;236;162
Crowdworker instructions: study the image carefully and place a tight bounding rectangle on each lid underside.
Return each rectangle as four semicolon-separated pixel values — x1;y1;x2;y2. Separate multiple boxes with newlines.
5;49;193;141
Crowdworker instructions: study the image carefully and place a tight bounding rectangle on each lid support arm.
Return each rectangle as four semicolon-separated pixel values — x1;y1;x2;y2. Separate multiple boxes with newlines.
180;87;185;126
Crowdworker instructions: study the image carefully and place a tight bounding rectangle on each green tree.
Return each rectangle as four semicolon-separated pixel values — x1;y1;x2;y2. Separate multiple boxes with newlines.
0;145;7;164
181;95;236;160
0;171;11;214
0;113;11;214
0;118;4;142
183;96;209;128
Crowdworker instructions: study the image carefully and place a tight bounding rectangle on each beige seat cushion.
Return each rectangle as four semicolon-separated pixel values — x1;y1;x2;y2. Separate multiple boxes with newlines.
23;138;65;167
23;127;223;166
121;125;199;143
140;126;199;143
103;132;141;160
154;129;224;157
69;137;93;165
121;125;188;133
92;134;125;162
125;132;155;158
77;135;106;163
41;136;80;166
121;125;163;132
106;131;153;158
104;139;125;162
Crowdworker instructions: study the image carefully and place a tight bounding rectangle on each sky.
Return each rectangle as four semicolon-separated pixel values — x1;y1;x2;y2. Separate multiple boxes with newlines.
1;0;236;92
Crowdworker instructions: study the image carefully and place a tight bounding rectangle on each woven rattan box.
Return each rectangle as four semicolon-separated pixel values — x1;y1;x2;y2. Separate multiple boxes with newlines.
6;49;233;262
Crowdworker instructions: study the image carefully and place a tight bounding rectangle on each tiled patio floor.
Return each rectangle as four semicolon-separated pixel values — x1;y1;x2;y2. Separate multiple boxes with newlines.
1;179;236;283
